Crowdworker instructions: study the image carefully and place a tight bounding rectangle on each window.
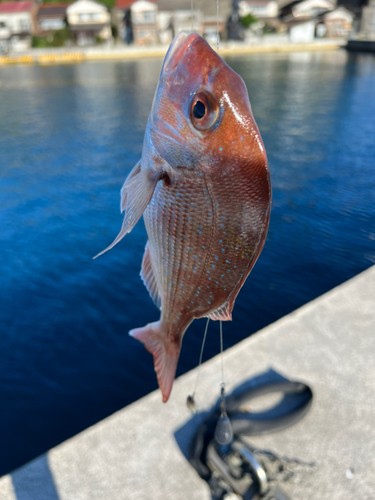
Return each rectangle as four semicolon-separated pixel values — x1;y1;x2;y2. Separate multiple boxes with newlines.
142;11;155;23
79;12;101;22
40;19;65;30
79;13;91;22
19;19;29;31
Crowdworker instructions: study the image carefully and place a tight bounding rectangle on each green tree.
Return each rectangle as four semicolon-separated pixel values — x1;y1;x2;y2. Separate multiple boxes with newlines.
32;28;70;48
241;13;258;28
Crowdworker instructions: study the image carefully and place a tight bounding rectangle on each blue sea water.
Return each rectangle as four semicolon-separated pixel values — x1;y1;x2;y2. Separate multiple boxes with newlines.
0;50;374;475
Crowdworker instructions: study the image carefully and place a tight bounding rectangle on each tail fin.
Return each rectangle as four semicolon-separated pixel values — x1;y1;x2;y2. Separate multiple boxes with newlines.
129;321;180;403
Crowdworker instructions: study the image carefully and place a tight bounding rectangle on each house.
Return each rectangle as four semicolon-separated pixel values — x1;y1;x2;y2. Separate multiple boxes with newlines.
238;0;278;19
290;0;334;19
279;0;334;21
202;16;225;44
0;1;38;52
115;0;158;45
67;0;111;46
361;0;375;37
0;20;11;54
156;0;200;45
131;0;158;45
278;0;336;40
323;6;353;37
157;0;228;43
37;4;69;36
288;18;316;41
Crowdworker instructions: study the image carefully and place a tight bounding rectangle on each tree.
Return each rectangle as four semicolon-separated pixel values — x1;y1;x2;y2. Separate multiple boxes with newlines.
241;13;258;28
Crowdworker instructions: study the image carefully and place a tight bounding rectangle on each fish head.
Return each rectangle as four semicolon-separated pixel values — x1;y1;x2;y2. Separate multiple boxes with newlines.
148;32;268;176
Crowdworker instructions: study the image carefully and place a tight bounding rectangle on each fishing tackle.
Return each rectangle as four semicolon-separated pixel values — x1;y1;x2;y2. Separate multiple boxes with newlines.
189;379;313;499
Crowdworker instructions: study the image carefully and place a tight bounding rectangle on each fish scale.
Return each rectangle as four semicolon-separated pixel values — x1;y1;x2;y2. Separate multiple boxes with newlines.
144;168;213;328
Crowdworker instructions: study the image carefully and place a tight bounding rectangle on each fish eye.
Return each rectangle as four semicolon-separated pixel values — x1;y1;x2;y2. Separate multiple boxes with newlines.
190;92;219;131
193;101;206;119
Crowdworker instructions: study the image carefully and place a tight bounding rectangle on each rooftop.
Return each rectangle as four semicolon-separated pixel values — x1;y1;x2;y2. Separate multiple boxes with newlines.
37;4;70;18
0;1;35;13
116;0;156;9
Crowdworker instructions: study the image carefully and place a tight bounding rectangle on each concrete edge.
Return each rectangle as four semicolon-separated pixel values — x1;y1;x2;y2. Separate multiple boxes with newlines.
0;41;345;66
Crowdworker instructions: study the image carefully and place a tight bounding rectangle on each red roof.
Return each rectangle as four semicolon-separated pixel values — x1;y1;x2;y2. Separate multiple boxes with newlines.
116;0;155;9
0;1;35;13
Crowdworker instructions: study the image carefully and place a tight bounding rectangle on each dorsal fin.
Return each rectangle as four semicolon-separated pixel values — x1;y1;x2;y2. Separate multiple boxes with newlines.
140;242;161;310
206;300;232;321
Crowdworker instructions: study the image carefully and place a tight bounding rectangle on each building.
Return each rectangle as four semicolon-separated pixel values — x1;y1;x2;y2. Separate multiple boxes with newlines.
115;0;158;45
37;4;69;36
361;0;375;37
277;0;338;40
323;6;353;37
157;1;201;45
131;0;158;45
288;18;316;40
238;0;278;18
0;20;11;54
279;0;334;20
292;0;334;17
67;0;111;46
157;0;228;43
0;1;37;52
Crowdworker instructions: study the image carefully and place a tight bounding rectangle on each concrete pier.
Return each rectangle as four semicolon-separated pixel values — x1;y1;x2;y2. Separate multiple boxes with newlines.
0;39;345;66
0;265;374;500
346;40;375;53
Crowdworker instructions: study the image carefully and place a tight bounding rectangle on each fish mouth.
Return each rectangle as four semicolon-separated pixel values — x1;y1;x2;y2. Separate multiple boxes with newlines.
163;32;200;75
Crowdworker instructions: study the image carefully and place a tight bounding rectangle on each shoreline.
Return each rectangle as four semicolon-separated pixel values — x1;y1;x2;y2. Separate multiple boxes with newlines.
0;39;345;66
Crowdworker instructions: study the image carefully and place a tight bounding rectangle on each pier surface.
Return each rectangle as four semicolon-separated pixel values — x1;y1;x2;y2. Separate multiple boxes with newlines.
0;265;374;500
0;39;345;66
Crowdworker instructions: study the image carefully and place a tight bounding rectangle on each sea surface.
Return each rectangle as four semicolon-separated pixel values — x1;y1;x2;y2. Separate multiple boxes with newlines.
0;50;374;474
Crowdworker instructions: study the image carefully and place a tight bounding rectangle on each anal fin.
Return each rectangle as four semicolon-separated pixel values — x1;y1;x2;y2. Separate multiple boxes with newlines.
140;242;161;310
206;300;232;321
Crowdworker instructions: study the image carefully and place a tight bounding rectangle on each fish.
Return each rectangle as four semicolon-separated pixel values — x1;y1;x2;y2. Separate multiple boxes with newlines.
95;32;271;403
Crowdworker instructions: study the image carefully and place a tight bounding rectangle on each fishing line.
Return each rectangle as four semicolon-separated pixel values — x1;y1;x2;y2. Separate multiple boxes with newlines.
216;0;219;53
186;318;210;412
214;320;233;445
191;0;194;32
219;319;224;386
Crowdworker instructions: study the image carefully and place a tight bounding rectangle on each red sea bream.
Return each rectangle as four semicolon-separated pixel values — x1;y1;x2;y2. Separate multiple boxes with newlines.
96;32;271;402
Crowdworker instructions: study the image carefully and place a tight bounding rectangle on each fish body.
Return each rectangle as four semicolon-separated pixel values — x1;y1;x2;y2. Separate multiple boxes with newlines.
96;33;271;402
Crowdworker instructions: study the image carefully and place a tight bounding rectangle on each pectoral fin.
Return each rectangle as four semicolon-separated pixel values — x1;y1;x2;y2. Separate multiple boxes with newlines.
94;161;159;259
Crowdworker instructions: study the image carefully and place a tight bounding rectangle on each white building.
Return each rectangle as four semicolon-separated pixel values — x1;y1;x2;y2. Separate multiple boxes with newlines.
0;1;37;52
130;0;158;45
0;21;11;54
291;0;334;19
67;0;111;46
238;0;278;19
289;19;315;42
